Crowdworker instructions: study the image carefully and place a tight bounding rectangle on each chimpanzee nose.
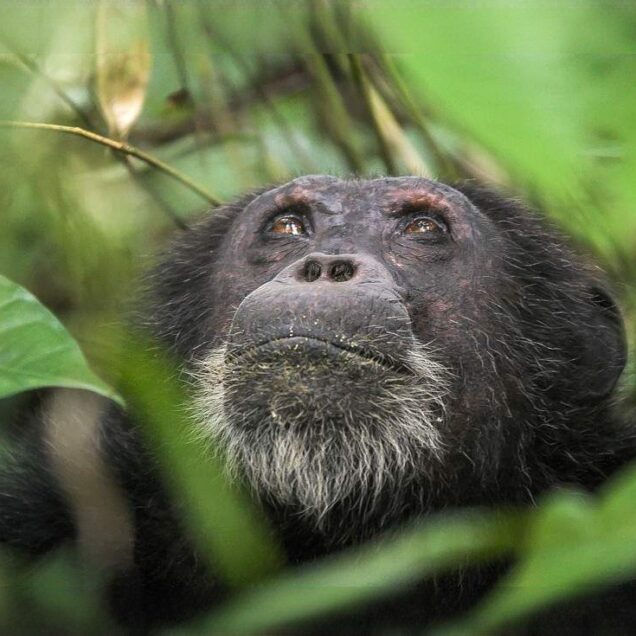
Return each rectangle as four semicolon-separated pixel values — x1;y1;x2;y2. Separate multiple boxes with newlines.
230;251;412;357
272;252;402;296
301;255;357;283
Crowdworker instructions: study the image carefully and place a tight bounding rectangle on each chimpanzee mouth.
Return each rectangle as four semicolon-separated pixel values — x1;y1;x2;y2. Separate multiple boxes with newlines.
226;335;410;374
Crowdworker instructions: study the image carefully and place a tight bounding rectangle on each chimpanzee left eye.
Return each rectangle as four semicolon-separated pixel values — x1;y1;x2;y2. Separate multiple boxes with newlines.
403;216;448;235
269;216;306;236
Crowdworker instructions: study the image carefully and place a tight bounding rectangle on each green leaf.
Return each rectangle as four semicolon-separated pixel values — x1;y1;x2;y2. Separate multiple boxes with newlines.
117;340;284;588
436;483;636;636
369;5;587;199
0;274;120;403
171;510;523;635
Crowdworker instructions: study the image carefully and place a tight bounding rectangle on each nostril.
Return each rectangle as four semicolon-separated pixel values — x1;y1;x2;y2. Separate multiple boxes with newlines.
303;260;322;282
330;261;356;282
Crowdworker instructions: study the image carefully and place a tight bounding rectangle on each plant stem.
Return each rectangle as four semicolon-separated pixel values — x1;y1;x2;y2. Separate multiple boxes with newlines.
0;121;221;206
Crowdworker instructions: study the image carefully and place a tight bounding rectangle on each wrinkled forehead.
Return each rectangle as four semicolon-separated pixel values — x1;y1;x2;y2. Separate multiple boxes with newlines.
245;175;475;217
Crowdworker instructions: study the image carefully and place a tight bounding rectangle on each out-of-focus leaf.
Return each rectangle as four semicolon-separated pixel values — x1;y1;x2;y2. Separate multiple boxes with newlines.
95;1;151;139
436;467;636;636
117;340;284;588
368;5;587;200
599;462;636;529
366;79;430;176
171;511;523;635
0;274;121;403
367;4;636;267
20;549;112;632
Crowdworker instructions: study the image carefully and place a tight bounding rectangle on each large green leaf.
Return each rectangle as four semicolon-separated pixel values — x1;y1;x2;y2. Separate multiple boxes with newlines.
0;274;120;403
436;464;636;635
172;511;523;635
367;4;636;262
117;340;284;587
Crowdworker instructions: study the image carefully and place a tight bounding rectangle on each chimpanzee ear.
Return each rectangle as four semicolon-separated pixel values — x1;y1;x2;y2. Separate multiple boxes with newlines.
572;286;627;403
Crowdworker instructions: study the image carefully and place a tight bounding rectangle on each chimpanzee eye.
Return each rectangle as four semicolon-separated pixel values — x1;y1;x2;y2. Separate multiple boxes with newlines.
403;216;448;236
269;216;307;236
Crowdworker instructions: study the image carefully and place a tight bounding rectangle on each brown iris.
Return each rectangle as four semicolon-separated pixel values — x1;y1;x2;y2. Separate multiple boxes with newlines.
270;216;306;235
404;217;446;235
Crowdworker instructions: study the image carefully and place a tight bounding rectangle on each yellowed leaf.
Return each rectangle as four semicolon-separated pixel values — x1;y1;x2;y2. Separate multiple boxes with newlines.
95;1;151;139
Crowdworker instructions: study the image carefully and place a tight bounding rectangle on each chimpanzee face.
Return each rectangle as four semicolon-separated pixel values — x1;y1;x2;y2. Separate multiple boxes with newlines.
212;175;501;345
176;175;625;532
191;176;511;525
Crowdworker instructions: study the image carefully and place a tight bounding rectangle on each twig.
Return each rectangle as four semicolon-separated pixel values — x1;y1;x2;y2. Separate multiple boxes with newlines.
198;11;318;173
1;37;188;228
120;155;188;230
0;121;221;206
164;0;192;101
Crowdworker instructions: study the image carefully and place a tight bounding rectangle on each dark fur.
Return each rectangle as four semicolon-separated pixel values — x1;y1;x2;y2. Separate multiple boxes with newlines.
0;178;633;634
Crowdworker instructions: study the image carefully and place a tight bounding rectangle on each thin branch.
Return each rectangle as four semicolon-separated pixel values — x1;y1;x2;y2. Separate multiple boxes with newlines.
302;53;366;174
164;0;192;100
198;11;318;173
0;121;221;206
351;54;432;177
120;155;188;230
0;42;187;228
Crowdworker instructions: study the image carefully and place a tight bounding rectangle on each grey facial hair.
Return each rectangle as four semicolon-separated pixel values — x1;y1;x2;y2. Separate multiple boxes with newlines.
190;341;451;529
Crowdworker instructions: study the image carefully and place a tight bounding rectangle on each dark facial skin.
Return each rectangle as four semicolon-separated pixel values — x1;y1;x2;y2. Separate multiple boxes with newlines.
211;175;504;375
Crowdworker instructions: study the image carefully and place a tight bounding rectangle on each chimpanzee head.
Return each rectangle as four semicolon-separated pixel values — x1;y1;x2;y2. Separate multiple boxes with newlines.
147;176;627;536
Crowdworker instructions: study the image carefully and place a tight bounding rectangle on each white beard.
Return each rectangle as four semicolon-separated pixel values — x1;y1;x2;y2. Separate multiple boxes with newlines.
190;341;450;529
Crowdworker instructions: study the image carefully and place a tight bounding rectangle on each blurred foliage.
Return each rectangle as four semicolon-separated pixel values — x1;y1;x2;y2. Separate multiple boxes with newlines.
0;0;635;634
117;338;285;587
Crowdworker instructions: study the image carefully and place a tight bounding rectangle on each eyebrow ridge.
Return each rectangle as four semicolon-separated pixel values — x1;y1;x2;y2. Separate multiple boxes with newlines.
273;192;338;215
385;191;451;216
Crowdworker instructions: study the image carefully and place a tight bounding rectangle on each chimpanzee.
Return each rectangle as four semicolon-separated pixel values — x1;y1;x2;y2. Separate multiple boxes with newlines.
0;176;632;633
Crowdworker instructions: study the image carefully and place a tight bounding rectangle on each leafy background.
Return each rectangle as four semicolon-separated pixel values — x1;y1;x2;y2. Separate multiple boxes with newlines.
0;1;635;634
